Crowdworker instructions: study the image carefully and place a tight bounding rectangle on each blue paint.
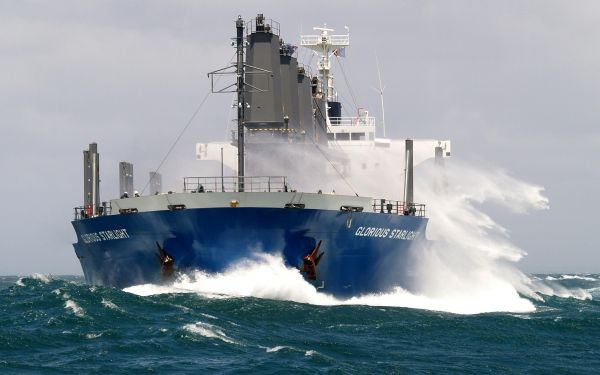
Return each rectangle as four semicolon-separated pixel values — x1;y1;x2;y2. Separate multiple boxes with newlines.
72;207;428;297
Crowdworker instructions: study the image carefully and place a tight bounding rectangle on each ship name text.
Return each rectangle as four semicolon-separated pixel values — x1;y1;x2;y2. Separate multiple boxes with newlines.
81;229;130;244
354;226;419;240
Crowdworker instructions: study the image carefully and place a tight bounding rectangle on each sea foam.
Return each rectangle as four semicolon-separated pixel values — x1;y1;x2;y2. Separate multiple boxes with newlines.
125;159;590;314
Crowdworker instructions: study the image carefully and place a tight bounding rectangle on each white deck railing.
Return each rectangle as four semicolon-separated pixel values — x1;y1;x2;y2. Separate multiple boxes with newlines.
184;176;288;193
300;35;350;46
329;116;376;127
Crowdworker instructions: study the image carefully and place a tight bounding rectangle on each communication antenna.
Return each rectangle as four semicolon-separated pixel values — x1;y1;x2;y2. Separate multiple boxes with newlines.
372;52;386;138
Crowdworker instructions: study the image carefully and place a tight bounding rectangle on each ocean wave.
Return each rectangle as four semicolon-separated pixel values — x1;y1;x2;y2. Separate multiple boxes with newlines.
0;274;598;374
101;298;121;311
200;313;218;320
64;299;85;317
182;321;238;345
124;253;536;315
85;332;103;339
560;275;597;281
530;283;592;301
30;273;51;283
586;287;600;298
123;283;194;297
125;264;598;314
265;345;290;353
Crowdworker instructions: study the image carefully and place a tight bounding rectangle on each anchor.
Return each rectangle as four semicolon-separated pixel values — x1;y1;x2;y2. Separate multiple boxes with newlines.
300;240;324;281
155;242;175;279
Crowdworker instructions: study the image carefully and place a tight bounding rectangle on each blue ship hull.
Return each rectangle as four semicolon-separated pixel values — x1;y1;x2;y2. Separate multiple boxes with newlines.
72;207;427;297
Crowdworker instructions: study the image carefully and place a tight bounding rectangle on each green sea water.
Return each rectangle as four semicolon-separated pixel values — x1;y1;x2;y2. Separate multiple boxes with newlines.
1;274;599;374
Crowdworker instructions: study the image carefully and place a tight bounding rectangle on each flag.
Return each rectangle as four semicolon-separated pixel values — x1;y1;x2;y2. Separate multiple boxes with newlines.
333;47;346;58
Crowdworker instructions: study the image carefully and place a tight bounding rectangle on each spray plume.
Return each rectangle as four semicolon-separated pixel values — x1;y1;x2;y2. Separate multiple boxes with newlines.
127;146;591;314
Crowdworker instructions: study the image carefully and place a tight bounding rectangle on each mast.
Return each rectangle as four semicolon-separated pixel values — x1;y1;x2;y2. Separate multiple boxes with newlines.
235;16;245;192
301;25;350;121
208;15;272;189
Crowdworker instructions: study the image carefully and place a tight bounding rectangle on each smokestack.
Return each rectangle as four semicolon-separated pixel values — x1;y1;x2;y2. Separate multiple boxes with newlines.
244;14;284;130
404;139;414;214
83;143;100;216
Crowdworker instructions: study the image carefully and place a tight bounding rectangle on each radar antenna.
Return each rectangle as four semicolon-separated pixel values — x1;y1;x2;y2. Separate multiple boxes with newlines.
301;25;350;121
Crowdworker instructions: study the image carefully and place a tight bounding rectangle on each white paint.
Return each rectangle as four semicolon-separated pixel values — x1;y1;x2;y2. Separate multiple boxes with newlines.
111;191;372;214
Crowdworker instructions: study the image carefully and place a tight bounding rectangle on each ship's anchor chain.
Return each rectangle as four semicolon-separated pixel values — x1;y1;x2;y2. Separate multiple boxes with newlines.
155;242;175;279
300;240;324;281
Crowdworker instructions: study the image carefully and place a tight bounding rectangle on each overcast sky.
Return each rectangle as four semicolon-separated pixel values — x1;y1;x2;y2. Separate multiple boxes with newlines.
1;0;599;275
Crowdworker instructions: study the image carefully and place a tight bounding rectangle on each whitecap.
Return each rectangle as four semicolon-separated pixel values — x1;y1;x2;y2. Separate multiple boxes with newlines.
15;278;24;287
305;350;317;357
31;273;51;283
560;275;597;281
509;314;531;320
541;289;591;300
586;287;600;298
531;279;592;300
183;322;238;345
123;283;194;296
172;304;191;313
86;332;103;339
65;300;85;317
200;313;218;320
266;345;289;353
101;298;121;311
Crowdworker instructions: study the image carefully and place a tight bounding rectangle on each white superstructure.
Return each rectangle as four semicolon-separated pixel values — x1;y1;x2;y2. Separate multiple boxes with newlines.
196;21;451;189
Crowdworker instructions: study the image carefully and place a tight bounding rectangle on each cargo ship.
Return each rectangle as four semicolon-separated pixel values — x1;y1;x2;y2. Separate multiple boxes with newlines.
71;14;442;297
